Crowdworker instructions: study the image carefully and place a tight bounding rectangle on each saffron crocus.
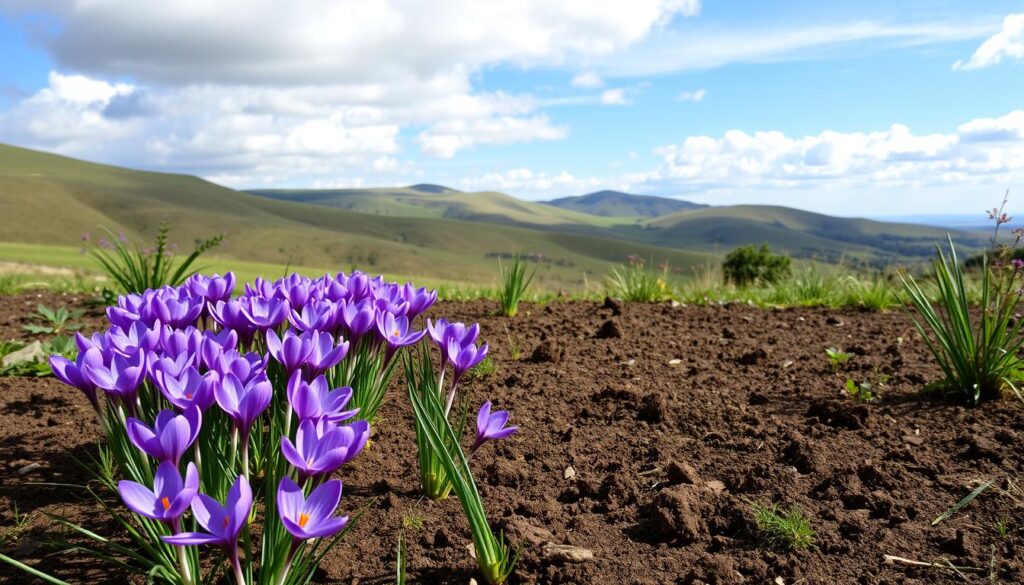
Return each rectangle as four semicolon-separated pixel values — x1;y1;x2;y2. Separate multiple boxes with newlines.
305;331;349;378
49;352;100;412
187;272;236;304
209;299;258;344
240;296;288;331
427;318;479;364
471;401;518;454
448;338;489;382
200;328;238;370
142;293;203;329
163;475;252;585
266;329;313;374
81;347;147;407
286;372;357;424
126;407;202;465
118;461;199;525
156;367;218;412
287;300;337;332
401;284;437;319
281;419;370;480
277;477;348;541
210;350;268;384
339;300;376;343
215;373;272;438
105;321;161;357
376;312;426;356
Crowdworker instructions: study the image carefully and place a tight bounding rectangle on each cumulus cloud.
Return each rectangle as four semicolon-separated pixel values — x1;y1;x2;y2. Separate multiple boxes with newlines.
676;89;706;102
6;0;699;86
456;168;622;195
0;1;704;184
954;13;1024;70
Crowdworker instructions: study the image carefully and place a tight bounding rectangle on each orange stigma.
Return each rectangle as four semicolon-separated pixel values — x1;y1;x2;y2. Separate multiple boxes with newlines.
185;393;193;399
223;516;230;528
160;496;171;510
392;329;400;337
298;513;310;528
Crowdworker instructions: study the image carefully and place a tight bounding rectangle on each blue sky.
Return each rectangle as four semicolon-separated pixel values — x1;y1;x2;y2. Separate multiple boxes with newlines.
0;1;1022;217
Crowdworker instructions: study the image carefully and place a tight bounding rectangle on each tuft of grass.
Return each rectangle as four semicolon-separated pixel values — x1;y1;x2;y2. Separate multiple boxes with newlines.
83;218;224;294
606;258;670;302
749;501;815;551
498;254;537;317
466;355;497;381
899;236;1024;404
842;273;897;311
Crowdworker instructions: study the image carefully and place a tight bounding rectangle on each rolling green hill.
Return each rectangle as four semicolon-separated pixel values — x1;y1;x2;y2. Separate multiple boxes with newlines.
640;205;978;263
545;190;706;217
0;144;711;288
246;186;981;265
248;186;636;227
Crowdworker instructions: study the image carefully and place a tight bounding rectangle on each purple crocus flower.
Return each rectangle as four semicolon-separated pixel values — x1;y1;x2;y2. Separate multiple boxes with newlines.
372;285;410;316
305;331;349;378
240;296;288;331
448;338;489;383
280;419;370;480
471;401;518;453
187;272;236;304
376;312;426;353
119;461;199;524
266;329;314;374
81;347;147;407
215;373;272;438
149;350;195;381
279;273;312;309
210;350;268;384
200;329;238;370
209;299;259;344
163;474;252;583
160;326;203;359
401;284;437;319
426;318;479;364
105;321;161;357
142;292;203;329
287;299;337;332
339;300;376;343
277;477;348;541
286;372;357;424
155;367;218;412
49;352;101;412
126;407;202;465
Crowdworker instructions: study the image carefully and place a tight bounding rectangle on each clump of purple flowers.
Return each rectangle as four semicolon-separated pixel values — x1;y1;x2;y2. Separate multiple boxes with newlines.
46;270;462;585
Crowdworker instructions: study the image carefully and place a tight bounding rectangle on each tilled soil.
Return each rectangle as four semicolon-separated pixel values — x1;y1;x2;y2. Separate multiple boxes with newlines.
1;294;1023;584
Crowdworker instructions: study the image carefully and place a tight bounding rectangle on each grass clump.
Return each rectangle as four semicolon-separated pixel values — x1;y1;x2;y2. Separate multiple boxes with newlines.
84;218;224;294
898;194;1024;404
749;501;815;551
606;257;670;302
498;254;537;317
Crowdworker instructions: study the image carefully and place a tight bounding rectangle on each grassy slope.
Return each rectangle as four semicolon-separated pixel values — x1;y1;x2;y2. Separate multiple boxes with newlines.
0;144;712;288
545;190;705;217
249;187;638;227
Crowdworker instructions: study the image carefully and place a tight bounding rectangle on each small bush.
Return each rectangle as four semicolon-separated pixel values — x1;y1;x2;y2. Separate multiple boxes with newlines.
749;501;815;551
723;244;791;287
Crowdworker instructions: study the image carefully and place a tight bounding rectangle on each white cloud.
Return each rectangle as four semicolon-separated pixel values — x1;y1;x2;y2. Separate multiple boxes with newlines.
6;1;699;86
600;88;630;106
677;88;706;102
457;168;620;195
598;19;997;77
953;13;1024;70
571;72;604;88
417;115;568;158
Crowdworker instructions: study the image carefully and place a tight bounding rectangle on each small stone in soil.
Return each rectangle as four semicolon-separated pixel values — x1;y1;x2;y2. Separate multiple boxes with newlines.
564;465;576;480
542;543;595;563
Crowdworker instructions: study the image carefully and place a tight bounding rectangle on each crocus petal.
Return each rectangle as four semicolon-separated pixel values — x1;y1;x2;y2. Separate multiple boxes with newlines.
163;532;224;546
118;480;159;520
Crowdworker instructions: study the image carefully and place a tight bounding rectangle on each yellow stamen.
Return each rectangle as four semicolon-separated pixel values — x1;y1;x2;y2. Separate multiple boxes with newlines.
298;513;310;528
161;496;171;510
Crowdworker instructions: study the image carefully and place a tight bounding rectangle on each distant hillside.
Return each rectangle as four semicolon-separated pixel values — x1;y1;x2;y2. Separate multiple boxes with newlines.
247;187;635;227
0;144;711;287
546;190;706;218
639;205;980;264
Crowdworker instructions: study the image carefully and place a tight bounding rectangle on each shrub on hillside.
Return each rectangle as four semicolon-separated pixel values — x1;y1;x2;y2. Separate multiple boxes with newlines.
722;244;791;287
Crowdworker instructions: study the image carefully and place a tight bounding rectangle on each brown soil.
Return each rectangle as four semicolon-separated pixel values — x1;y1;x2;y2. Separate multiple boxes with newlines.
1;294;1023;584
